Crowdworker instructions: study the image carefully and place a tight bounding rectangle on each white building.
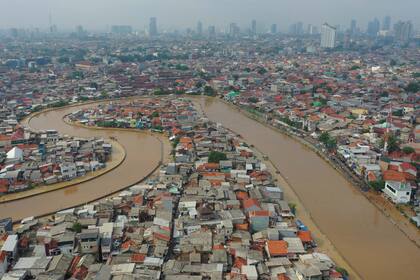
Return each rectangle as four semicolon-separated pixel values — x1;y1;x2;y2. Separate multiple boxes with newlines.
59;162;77;180
321;23;336;48
383;180;411;204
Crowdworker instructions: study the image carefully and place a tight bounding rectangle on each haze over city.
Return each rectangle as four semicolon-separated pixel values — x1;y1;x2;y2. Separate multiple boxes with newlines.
0;0;420;31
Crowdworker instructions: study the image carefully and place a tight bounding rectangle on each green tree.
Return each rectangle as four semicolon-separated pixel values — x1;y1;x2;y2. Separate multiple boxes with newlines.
335;267;349;278
405;81;419;92
369;180;385;192
208;151;227;163
402;146;415;154
386;134;400;153
319;132;331;143
72;222;82;233
204;86;216;96
248;97;259;103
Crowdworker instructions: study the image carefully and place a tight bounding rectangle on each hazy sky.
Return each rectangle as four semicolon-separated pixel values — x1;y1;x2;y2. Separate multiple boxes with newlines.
0;0;419;32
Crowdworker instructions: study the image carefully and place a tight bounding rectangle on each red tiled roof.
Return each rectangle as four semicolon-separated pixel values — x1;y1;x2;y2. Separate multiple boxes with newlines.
383;170;406;182
297;231;313;243
267;240;288;256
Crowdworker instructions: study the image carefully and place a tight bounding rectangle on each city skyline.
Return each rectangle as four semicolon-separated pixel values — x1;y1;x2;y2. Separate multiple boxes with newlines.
0;0;419;32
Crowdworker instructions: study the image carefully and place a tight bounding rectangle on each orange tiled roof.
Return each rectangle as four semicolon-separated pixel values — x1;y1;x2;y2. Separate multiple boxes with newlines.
267;240;288;256
242;198;260;209
383;170;406;182
297;231;313;243
249;210;270;217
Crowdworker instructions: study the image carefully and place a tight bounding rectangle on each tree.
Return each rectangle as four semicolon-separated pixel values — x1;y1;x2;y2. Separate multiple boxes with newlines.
369;180;385;192
319;132;331;143
402;146;415;154
248;97;259;103
257;67;267;75
386;134;400;153
405;81;419;93
208;151;227;163
72;222;82;233
335;267;349;278
151;111;159;118
204;86;216;96
319;132;337;151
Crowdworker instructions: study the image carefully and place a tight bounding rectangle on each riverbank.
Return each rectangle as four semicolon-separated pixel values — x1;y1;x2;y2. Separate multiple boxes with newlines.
216;98;420;247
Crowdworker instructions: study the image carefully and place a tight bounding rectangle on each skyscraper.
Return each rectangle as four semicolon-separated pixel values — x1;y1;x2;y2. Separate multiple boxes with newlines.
149;17;158;37
197;21;203;36
321;23;336;48
270;24;277;34
229;23;239;37
208;25;216;38
251;20;257;35
382;16;391;31
350;19;357;35
367;18;380;37
394;21;413;44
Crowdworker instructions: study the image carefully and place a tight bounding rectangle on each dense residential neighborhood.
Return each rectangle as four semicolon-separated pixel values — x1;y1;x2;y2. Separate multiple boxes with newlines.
0;107;348;279
0;11;419;279
0;125;112;195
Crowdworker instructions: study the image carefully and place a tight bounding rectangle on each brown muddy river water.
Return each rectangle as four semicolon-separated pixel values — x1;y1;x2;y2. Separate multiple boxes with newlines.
0;103;162;221
1;97;419;279
199;97;420;280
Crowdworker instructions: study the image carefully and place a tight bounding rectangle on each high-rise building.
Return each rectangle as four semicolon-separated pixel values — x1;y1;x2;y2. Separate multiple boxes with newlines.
197;21;203;36
111;25;132;35
350;19;357;35
320;23;336;48
367;18;380;37
149;17;158;37
307;24;317;35
382;16;391;31
289;22;304;35
208;25;216;38
270;24;277;34
229;23;239;37
251;20;257;35
394;21;413;43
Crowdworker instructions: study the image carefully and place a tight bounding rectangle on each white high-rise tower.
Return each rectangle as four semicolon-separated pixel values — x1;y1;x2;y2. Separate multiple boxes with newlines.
321;23;336;48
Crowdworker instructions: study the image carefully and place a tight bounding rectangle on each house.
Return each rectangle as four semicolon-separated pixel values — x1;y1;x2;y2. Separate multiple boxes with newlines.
0;218;13;234
57;232;76;255
1;234;18;262
60;163;77;180
78;229;99;255
382;170;412;204
266;240;288;258
12;256;53;277
0;251;7;278
249;210;270;233
294;261;322;280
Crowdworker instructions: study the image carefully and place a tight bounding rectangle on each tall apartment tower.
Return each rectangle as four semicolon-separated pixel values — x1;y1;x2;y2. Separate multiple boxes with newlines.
320;23;336;48
394;21;413;43
251;20;257;35
382;16;391;31
197;21;203;36
149;17;158;37
271;24;277;34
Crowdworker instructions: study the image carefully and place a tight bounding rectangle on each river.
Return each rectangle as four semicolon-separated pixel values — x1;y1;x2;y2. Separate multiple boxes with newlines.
0;103;164;221
199;97;420;280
